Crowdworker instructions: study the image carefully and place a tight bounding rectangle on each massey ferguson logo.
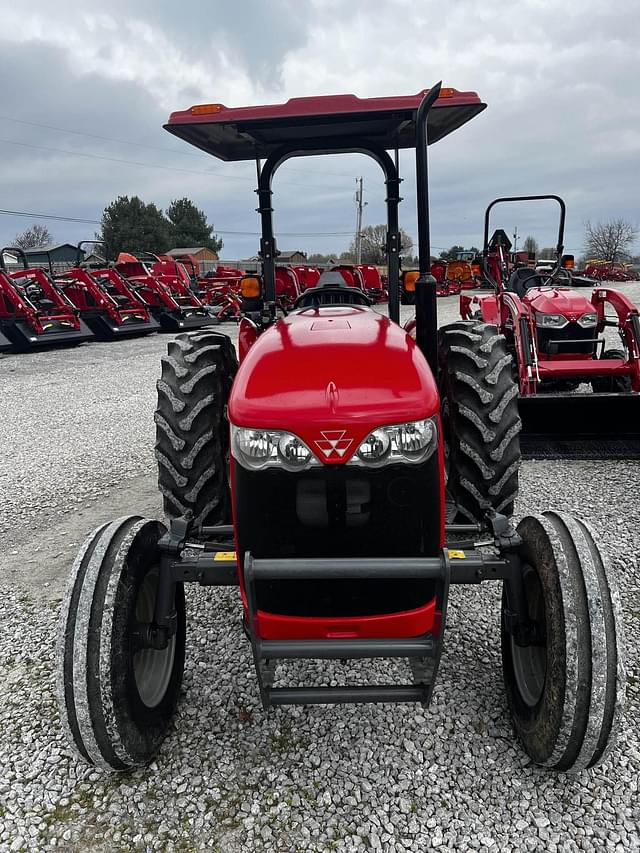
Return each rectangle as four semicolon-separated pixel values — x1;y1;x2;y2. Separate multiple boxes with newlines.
314;430;353;459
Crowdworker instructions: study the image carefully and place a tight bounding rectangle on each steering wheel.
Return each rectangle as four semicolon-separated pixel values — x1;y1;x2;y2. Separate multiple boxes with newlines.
294;286;372;309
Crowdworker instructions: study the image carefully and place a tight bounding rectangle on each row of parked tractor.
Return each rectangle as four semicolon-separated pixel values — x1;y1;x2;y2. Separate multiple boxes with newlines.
0;243;394;353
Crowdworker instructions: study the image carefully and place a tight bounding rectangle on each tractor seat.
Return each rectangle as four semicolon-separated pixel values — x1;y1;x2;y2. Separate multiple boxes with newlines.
507;267;543;298
294;271;372;308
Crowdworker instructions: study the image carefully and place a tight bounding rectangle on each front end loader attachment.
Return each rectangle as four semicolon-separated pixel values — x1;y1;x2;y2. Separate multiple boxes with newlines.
4;318;95;351
518;393;640;459
157;307;219;332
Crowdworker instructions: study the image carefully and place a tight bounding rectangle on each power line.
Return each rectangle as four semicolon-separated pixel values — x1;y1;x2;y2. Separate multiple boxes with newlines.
0;208;100;224
0;207;352;237
0;114;355;179
0;137;264;183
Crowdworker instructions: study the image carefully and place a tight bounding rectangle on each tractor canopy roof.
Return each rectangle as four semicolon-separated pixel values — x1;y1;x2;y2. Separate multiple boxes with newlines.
164;88;486;161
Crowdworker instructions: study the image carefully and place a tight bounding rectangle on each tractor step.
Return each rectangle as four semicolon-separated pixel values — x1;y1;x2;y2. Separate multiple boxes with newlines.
243;553;447;709
258;635;435;659
269;685;428;705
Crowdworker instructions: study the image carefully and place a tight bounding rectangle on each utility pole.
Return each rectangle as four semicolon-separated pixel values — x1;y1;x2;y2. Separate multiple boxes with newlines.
513;226;519;254
355;177;366;263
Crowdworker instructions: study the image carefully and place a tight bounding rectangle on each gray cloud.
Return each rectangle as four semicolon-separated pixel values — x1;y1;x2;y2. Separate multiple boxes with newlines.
0;0;638;260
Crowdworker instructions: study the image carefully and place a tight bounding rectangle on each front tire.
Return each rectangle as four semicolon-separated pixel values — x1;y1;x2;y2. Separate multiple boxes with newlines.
502;511;625;771
57;516;185;771
155;331;238;527
438;320;521;522
591;348;631;393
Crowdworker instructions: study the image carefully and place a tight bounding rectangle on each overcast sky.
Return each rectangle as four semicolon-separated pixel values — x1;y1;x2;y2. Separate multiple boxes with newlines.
0;0;638;260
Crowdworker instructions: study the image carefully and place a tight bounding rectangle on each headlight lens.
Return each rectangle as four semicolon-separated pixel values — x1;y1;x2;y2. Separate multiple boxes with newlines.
535;312;568;328
232;427;316;472
577;312;597;328
232;417;438;471
352;418;438;467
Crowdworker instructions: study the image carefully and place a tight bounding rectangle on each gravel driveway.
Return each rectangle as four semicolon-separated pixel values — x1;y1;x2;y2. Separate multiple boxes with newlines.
0;286;639;852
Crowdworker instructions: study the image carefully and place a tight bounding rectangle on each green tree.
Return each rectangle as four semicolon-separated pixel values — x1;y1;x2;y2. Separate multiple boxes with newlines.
166;198;223;254
13;224;53;249
98;196;170;258
439;244;465;261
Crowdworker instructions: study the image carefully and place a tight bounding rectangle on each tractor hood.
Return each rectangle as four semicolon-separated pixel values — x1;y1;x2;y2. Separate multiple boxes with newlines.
525;286;594;318
229;306;438;463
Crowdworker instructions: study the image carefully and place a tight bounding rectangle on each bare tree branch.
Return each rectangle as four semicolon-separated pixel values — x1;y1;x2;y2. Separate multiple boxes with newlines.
583;219;638;263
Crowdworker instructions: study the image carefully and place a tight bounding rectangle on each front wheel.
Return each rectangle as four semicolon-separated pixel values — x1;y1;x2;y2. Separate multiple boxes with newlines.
438;320;521;522
502;511;625;771
591;348;632;393
57;516;185;771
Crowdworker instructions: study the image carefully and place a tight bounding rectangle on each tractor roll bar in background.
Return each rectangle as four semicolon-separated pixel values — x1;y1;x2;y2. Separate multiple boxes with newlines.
256;140;403;322
77;240;106;266
483;195;566;278
0;246;29;271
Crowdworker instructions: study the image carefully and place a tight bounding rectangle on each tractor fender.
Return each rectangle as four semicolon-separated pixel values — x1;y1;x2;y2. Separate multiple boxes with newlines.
238;316;259;362
460;293;500;324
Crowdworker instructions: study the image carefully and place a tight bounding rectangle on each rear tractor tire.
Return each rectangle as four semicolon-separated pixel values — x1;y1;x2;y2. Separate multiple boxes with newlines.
502;511;625;771
57;516;185;771
155;331;238;527
591;348;632;394
438;320;521;523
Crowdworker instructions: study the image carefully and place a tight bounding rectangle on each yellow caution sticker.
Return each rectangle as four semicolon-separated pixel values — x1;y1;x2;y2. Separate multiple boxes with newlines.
448;549;466;559
214;551;237;561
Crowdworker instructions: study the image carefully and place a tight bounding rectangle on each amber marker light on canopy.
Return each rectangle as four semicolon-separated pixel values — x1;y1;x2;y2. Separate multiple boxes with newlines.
471;263;481;275
421;87;455;98
190;103;224;115
404;271;420;292
561;255;575;269
241;276;262;298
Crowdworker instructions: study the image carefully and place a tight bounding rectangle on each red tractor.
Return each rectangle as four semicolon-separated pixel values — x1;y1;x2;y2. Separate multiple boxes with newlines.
461;195;640;457
58;86;624;774
0;248;93;351
53;242;160;340
290;264;321;292
115;252;218;331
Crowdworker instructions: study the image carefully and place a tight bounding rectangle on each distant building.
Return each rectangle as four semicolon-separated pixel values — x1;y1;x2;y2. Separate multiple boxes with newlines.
167;246;219;263
23;243;83;268
276;250;307;263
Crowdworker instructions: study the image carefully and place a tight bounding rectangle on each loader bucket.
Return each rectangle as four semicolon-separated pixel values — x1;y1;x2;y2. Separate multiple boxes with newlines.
157;309;219;332
518;393;640;459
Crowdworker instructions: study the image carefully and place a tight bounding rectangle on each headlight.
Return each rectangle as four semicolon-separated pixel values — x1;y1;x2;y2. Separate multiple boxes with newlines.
535;312;568;329
577;312;597;328
232;426;317;472
351;418;438;467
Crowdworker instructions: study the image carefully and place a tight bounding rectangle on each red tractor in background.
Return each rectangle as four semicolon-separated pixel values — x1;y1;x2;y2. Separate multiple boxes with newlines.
53;242;160;340
461;195;640;457
58;85;624;775
330;263;388;303
290;264;321;291
115;252;218;331
0;247;93;351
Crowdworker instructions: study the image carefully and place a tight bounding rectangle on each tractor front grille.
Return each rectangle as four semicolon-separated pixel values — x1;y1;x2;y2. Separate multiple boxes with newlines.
233;456;441;618
536;322;597;356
